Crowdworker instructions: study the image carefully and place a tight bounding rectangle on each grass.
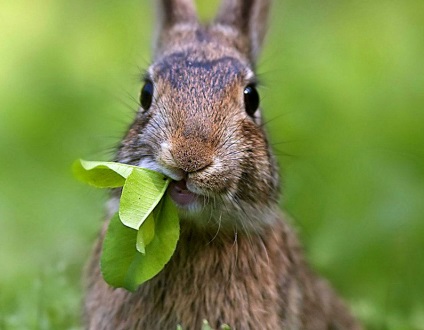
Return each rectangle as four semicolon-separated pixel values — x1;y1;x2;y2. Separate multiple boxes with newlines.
0;0;423;329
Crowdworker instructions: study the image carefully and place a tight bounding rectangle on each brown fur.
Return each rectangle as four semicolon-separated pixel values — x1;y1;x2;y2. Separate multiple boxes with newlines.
84;1;362;329
85;217;360;330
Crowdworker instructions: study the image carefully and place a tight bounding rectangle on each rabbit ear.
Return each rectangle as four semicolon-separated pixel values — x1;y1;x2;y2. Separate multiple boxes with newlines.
154;0;198;56
215;0;271;62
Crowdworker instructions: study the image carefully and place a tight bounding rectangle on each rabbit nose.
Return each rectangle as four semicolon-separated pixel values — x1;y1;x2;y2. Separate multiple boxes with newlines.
171;138;213;173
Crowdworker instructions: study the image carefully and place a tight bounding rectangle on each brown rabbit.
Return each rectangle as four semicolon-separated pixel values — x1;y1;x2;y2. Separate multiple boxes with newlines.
84;1;362;329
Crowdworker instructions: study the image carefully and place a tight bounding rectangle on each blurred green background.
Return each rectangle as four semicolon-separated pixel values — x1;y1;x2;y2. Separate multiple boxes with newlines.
1;0;423;329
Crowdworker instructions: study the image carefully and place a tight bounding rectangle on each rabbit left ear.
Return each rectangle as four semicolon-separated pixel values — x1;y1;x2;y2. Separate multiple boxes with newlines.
214;0;272;63
154;0;198;57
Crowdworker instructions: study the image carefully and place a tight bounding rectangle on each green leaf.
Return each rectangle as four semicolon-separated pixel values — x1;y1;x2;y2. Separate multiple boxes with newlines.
72;159;135;188
101;196;179;291
200;321;231;329
202;320;213;330
123;196;179;290
100;213;138;289
119;168;170;230
75;159;180;291
136;212;155;254
200;321;231;330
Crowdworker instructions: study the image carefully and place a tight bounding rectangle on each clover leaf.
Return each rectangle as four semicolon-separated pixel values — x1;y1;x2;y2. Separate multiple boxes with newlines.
73;159;134;187
101;196;179;291
73;159;179;291
119;167;169;230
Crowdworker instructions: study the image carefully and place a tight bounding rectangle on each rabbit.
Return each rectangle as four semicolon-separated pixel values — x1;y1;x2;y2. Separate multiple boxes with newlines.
84;0;362;329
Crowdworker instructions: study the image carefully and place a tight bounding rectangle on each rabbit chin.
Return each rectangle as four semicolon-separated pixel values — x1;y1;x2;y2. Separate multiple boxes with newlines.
173;192;280;234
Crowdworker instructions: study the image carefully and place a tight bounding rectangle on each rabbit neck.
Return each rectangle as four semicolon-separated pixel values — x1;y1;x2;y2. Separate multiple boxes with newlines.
133;216;296;329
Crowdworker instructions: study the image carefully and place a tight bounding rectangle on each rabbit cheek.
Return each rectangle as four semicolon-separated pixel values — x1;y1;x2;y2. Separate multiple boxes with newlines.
117;113;153;165
236;125;275;206
237;158;272;206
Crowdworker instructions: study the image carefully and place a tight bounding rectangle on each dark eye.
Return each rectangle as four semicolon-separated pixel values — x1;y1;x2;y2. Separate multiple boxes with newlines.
140;80;154;111
243;84;260;117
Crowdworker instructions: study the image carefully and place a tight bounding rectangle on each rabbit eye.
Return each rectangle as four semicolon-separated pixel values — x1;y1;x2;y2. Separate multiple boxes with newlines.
140;80;154;111
243;84;260;117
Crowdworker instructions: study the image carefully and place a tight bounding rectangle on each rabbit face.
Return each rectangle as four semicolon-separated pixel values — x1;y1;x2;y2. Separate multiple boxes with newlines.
115;0;280;231
117;32;279;231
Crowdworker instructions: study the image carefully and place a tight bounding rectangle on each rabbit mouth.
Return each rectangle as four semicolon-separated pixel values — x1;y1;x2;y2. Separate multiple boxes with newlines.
168;179;198;207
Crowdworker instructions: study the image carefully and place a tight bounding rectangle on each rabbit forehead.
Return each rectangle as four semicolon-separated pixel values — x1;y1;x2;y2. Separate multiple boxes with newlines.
151;48;253;95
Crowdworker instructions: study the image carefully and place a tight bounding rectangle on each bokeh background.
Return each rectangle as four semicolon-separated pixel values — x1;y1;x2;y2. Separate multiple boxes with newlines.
1;0;423;329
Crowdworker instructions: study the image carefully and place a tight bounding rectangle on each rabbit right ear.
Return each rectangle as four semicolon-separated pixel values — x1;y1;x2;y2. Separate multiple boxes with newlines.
215;0;271;63
153;0;198;57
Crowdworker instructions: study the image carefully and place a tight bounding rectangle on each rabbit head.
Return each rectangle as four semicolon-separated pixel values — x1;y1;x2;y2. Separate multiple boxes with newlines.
117;0;280;232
